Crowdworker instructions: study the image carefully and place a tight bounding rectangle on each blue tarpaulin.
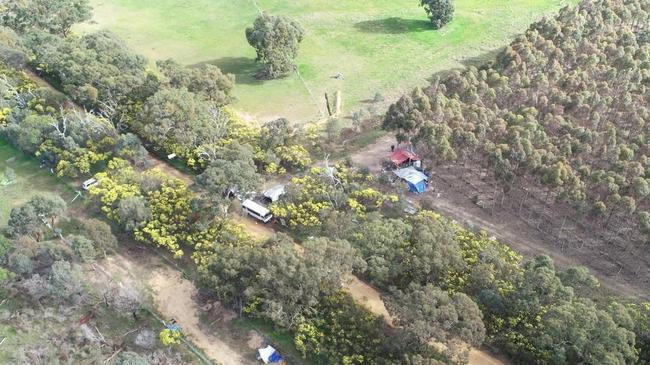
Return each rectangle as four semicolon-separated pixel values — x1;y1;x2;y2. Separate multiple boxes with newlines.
394;167;428;193
269;351;283;363
259;345;283;363
408;180;427;193
165;323;181;332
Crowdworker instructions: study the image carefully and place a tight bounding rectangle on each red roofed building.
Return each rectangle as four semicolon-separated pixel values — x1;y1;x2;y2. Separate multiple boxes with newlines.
390;149;420;166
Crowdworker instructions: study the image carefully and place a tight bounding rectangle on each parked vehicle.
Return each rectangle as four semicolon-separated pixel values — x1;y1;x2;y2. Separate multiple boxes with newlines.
242;199;273;223
82;178;98;190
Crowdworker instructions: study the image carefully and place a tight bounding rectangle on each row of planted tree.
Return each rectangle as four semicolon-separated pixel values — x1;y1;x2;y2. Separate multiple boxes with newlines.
383;0;650;249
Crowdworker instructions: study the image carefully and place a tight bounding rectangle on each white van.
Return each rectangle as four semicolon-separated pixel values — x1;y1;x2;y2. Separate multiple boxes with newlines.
82;178;98;190
242;199;273;223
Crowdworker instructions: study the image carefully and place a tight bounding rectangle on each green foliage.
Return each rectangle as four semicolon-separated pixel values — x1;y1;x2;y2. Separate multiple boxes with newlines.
49;260;83;299
533;299;637;365
0;266;12;287
0;0;92;36
196;145;261;200
90;158;142;218
134;174;194;258
70;234;97;261
419;0;454;29
0;235;12;261
137;87;210;157
197;232;363;328
6;194;66;240
157;58;235;105
625;302;650;363
387;283;485;348
79;218;117;254
159;328;182;346
271;164;396;232
295;291;401;365
26;30;150;108
246;13;305;79
117;196;151;232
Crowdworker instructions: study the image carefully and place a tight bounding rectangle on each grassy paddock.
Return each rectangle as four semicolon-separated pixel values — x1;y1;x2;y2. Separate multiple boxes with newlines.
0;138;77;228
80;0;578;123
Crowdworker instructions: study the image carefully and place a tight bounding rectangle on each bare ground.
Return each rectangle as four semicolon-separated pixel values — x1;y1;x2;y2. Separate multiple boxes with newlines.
349;134;648;300
148;267;257;365
96;250;258;365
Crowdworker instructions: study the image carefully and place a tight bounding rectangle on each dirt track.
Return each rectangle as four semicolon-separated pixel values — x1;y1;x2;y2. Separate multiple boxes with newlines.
149;267;257;365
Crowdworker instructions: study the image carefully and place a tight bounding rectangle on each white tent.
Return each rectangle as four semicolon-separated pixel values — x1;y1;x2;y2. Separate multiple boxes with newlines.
393;166;428;184
263;185;286;202
258;345;277;363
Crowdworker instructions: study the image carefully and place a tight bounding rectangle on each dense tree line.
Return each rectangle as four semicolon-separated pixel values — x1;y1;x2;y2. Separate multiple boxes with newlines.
0;63;149;176
329;211;647;364
384;0;650;244
0;1;317;187
268;159;649;364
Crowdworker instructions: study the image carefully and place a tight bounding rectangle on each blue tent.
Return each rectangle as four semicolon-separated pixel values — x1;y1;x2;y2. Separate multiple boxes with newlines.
259;345;283;363
408;179;427;193
393;167;428;193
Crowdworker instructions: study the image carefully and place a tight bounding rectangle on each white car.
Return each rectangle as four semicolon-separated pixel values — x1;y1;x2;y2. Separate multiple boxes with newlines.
82;178;98;190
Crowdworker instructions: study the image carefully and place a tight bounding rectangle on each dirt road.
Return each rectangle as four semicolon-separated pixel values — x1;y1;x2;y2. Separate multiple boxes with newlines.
149;267;257;365
97;253;258;365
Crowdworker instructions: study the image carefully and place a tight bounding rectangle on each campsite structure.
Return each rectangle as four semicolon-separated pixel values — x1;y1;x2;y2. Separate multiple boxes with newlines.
262;185;285;203
258;345;283;363
389;149;421;168
393;166;429;193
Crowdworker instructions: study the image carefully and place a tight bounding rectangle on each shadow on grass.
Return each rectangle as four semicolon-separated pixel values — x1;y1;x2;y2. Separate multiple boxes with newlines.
461;46;505;68
354;17;432;34
195;57;264;85
424;45;508;84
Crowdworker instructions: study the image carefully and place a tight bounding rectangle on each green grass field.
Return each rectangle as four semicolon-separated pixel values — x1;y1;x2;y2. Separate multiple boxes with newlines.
81;0;578;123
0;138;77;228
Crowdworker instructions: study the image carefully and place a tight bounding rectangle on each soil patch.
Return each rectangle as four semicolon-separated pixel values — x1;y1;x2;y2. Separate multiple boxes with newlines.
148;267;257;365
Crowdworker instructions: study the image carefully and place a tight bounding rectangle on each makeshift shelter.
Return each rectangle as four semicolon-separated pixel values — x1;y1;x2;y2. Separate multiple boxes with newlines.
263;185;285;203
258;345;283;363
390;149;420;167
394;167;428;193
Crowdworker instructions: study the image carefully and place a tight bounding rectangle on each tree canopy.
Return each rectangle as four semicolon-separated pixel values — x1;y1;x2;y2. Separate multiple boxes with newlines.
246;13;305;79
0;0;92;36
419;0;454;29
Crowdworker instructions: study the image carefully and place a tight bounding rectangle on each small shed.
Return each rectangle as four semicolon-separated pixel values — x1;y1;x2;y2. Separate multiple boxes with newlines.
263;185;286;203
390;149;420;167
258;345;283;363
394;167;428;193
